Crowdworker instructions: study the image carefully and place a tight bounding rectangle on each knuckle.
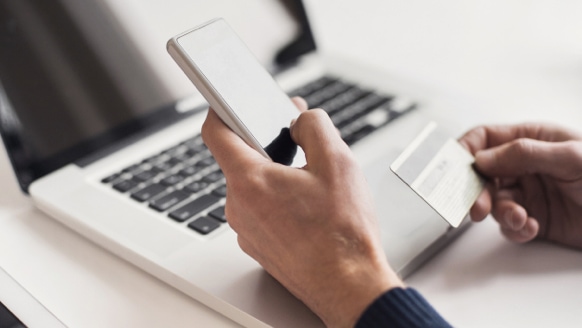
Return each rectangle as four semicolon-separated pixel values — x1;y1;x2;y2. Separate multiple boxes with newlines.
332;148;357;169
511;138;530;152
236;235;252;256
469;125;487;140
309;107;329;117
220;204;237;227
297;108;329;126
223;201;239;230
242;166;268;190
459;126;485;152
304;107;326;116
325;149;359;182
564;140;582;159
225;166;270;208
511;138;535;158
560;141;582;178
200;118;211;144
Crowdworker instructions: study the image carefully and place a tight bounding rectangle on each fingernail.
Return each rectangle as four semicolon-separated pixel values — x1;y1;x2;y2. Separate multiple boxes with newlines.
520;225;530;237
475;150;494;166
504;209;515;230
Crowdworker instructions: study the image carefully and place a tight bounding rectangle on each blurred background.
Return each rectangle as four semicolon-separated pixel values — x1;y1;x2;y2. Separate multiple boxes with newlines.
6;0;581;128
103;0;582;128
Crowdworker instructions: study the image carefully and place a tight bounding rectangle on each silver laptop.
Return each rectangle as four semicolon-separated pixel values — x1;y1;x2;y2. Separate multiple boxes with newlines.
0;0;468;326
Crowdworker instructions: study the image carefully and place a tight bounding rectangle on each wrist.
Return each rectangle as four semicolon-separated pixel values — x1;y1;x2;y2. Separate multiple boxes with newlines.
319;256;404;327
344;264;404;328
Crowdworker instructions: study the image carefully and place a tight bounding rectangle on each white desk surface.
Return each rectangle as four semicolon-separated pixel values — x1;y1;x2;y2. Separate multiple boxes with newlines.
2;1;582;327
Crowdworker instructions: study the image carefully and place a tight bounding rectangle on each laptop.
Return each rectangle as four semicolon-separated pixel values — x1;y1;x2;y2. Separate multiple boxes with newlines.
0;0;469;326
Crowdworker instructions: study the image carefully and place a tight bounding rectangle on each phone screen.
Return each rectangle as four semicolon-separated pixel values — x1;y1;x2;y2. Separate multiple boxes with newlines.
176;19;301;165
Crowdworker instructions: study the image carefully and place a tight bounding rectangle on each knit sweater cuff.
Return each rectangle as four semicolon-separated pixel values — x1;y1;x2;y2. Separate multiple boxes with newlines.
355;287;452;328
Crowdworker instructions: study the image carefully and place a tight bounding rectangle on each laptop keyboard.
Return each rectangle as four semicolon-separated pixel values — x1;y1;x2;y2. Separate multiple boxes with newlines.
101;135;228;235
101;75;416;236
290;76;415;145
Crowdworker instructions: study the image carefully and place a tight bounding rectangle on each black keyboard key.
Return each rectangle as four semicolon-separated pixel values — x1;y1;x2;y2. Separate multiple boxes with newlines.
182;135;204;148
305;81;353;108
290;76;335;98
166;157;182;167
332;94;390;128
163;145;184;157
184;181;209;193
186;143;208;153
319;87;369;115
113;179;140;193
134;169;157;182
154;161;173;172
212;184;227;197
143;154;165;164
185;148;202;157
122;164;142;173
195;156;215;168
131;184;166;202
172;152;193;162
169;194;221;222
101;172;121;184
182;136;206;150
179;165;199;177
149;190;189;212
209;206;227;223
343;125;377;146
202;170;224;183
186;148;211;161
320;87;371;109
188;216;221;235
339;107;392;140
161;174;185;186
148;165;165;174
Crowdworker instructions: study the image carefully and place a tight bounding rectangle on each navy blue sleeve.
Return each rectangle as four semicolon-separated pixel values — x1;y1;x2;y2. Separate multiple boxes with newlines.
355;287;452;328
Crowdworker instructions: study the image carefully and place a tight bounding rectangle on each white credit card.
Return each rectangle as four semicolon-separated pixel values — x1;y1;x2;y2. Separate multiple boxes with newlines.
390;122;485;228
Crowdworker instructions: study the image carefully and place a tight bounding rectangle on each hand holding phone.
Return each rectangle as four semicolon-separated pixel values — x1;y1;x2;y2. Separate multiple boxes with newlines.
167;18;300;165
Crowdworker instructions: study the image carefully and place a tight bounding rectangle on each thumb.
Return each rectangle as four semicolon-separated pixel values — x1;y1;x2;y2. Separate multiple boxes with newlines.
475;138;582;180
290;109;350;168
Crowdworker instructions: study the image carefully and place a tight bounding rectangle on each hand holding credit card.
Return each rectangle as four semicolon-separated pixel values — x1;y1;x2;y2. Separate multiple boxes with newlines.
391;122;485;228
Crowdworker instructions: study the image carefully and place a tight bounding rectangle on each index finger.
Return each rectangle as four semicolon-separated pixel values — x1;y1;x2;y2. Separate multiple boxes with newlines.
201;108;268;176
459;123;582;155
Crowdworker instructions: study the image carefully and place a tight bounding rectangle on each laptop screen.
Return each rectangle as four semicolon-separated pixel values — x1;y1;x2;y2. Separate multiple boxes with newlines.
0;0;315;191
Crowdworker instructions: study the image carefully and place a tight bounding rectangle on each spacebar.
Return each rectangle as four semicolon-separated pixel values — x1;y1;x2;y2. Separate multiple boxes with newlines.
168;194;221;222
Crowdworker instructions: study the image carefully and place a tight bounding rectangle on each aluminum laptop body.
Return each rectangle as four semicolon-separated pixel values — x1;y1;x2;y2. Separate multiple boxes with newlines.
0;0;468;327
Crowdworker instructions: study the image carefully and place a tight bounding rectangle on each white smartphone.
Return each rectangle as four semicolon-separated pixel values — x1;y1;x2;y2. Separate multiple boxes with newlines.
167;18;300;165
